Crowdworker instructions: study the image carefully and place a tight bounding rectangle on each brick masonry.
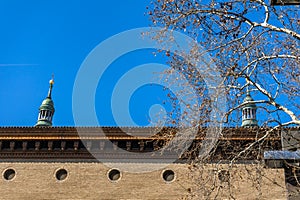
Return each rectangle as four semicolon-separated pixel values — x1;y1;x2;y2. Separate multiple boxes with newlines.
0;162;287;200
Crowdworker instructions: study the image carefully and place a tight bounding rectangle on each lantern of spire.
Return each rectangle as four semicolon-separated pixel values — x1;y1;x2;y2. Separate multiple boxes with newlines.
35;78;55;127
241;92;258;127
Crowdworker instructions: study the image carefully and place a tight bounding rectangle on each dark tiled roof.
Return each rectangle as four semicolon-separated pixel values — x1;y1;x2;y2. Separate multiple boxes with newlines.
0;126;296;140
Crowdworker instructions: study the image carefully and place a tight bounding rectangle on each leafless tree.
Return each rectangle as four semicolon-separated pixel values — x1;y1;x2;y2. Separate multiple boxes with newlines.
149;0;299;126
148;0;300;198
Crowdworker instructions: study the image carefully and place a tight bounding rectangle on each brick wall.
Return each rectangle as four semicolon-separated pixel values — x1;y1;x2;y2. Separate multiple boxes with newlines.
0;163;286;200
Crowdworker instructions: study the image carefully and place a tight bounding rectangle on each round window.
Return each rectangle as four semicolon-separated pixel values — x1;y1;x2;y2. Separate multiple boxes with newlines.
218;170;230;182
3;169;16;181
162;169;175;182
108;169;121;181
55;169;68;181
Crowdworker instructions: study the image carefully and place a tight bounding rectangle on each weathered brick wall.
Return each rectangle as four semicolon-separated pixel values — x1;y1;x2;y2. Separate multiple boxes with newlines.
0;163;286;200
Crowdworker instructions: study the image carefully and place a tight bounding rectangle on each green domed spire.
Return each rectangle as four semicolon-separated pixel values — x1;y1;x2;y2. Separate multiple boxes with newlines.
241;92;258;127
35;78;55;127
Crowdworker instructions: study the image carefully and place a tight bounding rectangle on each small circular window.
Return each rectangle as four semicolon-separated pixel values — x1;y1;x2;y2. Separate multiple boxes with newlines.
55;169;68;181
162;169;175;182
3;169;16;181
108;169;121;182
218;170;230;182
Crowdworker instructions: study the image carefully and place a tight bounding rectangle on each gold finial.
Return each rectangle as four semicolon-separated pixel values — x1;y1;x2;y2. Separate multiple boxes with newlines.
47;74;54;98
49;74;54;85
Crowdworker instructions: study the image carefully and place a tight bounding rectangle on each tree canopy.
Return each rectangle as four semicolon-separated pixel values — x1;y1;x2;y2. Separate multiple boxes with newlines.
148;0;300;127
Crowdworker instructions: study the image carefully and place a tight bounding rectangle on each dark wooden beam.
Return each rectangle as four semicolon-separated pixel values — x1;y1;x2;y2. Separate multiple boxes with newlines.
271;0;300;5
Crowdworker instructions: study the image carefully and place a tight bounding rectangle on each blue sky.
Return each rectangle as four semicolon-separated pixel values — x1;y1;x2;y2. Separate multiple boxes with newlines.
1;1;296;128
0;0;174;126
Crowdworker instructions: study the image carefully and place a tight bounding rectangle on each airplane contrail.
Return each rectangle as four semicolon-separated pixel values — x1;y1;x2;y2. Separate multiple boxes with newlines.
0;64;39;67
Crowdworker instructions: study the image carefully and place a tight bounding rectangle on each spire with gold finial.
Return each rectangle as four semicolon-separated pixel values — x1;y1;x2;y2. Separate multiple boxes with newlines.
35;76;55;127
48;75;54;98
